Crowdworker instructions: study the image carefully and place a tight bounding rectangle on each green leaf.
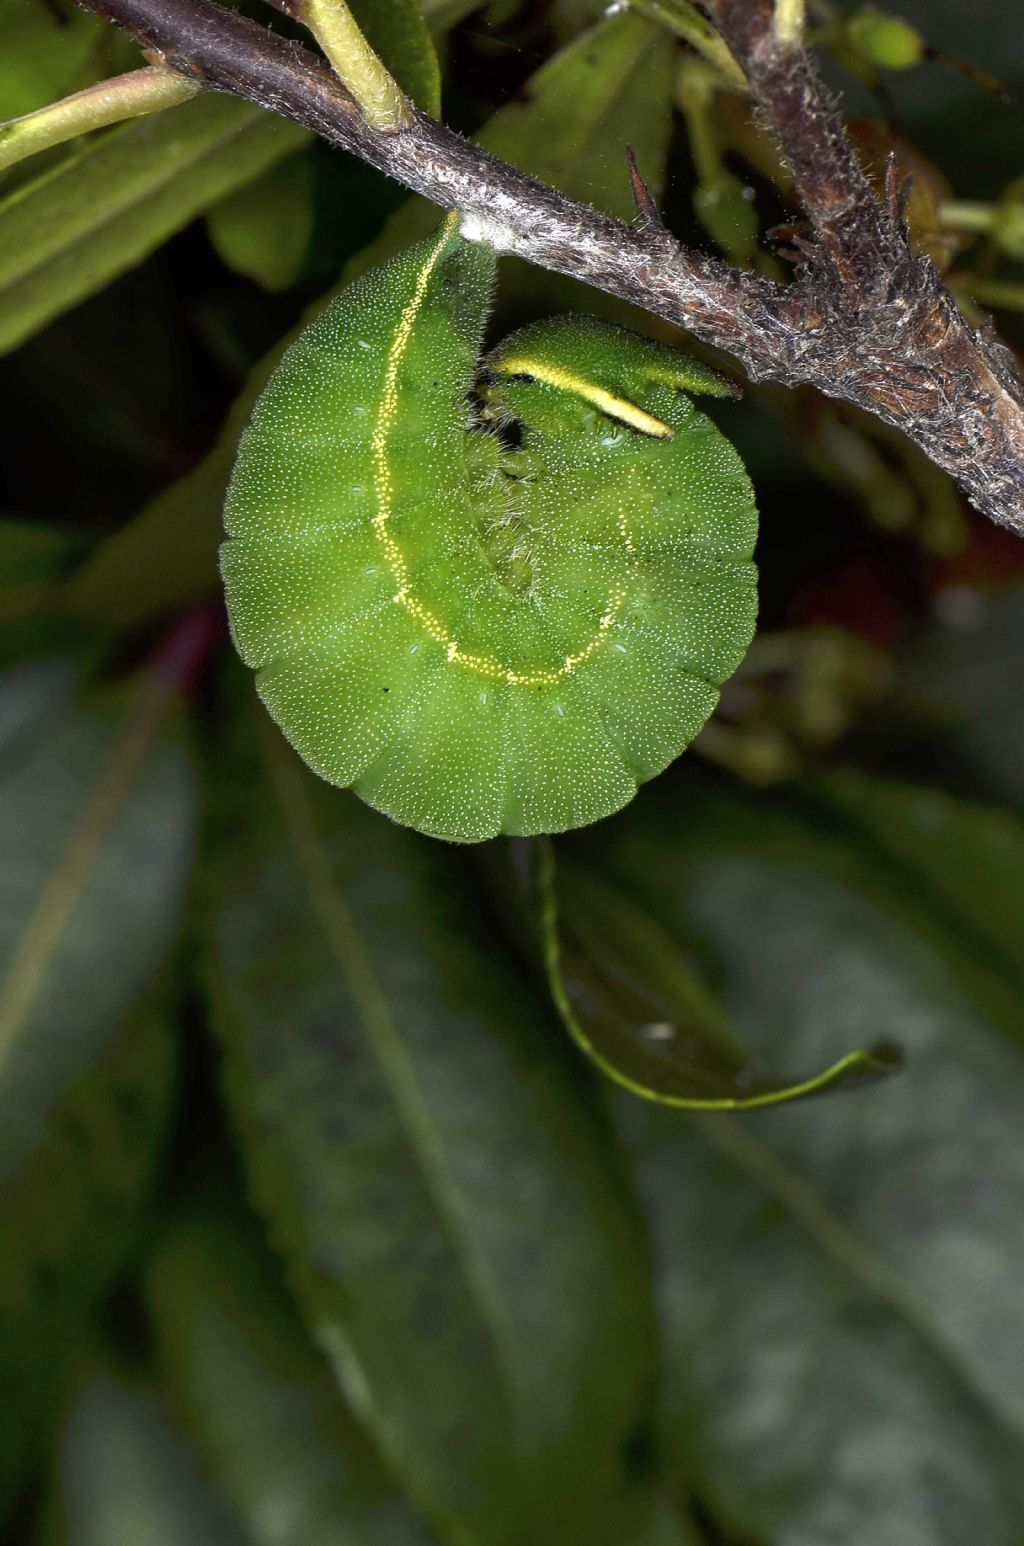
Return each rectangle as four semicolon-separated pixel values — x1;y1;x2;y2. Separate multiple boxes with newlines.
48;1374;250;1546
483;12;673;220
807;771;1024;1038
0;673;195;1181
0;655;79;750
67;434;242;635
604;1487;705;1546
207;720;653;1544
350;0;442;117
146;1203;439;1546
480;9;678;323
1;1004;177;1520
625;1101;1024;1544
0;1;109;123
538;840;900;1108
0;668;196;1510
207;151;316;292
574;775;1024;1537
0;94;308;356
0;519;89;667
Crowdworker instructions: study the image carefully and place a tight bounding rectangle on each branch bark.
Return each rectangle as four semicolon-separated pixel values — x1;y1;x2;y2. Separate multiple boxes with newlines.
70;0;1024;534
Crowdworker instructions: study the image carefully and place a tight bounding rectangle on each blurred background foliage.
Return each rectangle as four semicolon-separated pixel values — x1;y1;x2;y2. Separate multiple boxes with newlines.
2;0;1024;1540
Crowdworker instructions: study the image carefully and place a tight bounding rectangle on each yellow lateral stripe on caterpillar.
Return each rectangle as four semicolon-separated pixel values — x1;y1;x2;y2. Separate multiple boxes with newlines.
490;355;675;440
371;218;629;688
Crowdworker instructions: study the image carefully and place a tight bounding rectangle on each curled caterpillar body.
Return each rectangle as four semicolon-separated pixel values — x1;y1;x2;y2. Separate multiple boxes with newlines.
222;216;758;841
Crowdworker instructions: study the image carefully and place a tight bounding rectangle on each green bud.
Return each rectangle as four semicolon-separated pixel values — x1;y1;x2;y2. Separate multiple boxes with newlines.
992;199;1024;262
847;6;925;71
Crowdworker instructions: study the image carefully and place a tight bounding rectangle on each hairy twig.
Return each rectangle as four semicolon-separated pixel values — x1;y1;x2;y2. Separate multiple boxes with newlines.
69;0;1024;534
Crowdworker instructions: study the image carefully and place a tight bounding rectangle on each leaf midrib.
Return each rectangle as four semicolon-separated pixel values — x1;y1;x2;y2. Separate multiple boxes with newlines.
266;739;530;1425
0;679;173;1082
0;100;302;298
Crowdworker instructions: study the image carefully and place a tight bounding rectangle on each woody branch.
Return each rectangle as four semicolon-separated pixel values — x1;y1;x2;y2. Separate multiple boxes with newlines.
69;0;1024;534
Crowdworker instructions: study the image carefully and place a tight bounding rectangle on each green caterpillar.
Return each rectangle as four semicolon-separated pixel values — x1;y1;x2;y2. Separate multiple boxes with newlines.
222;214;758;842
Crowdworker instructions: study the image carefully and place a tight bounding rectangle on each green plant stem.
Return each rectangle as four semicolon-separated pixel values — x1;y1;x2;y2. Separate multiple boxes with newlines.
774;0;806;48
0;66;198;174
940;200;996;233
301;0;408;130
954;275;1024;313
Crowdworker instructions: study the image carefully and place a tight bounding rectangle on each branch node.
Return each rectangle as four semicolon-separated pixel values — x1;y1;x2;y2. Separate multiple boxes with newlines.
301;0;409;131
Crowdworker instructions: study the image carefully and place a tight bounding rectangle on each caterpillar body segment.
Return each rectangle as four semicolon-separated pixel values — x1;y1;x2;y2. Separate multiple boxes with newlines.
223;220;758;841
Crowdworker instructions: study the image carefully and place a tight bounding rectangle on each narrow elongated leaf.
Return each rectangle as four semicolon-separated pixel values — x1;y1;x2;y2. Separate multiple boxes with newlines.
0;520;90;667
208;718;653;1545
67;435;241;634
0;667;195;1179
573;775;1024;1536
0;94;308;355
538;840;899;1108
49;1374;250;1546
65;11;676;633
1;1004;177;1518
0;656;197;1509
147;1207;439;1546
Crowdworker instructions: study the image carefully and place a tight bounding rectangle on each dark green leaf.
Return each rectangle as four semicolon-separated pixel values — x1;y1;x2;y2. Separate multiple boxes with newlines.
0;520;90;668
0;671;195;1182
1;1004;177;1518
808;771;1024;1036
147;1205;439;1546
48;1374;250;1546
67;436;241;634
0;94;308;355
0;667;196;1508
0;1;109;122
604;1487;705;1546
575;775;1024;1538
624;1102;1024;1545
0;655;79;750
207;721;653;1545
539;839;900;1108
482;12;674;218
206;152;316;292
0;664;196;1508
